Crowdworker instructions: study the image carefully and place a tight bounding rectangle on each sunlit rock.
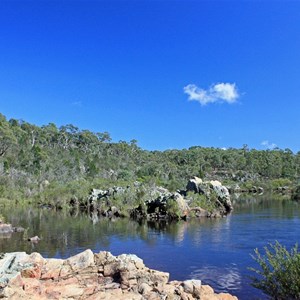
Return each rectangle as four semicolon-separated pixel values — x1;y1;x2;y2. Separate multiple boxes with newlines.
0;249;238;300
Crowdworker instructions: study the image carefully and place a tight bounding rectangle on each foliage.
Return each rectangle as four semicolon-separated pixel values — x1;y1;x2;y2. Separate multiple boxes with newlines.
249;241;300;300
166;199;180;219
270;178;292;190
292;185;300;201
0;112;299;205
0;214;5;223
186;191;217;213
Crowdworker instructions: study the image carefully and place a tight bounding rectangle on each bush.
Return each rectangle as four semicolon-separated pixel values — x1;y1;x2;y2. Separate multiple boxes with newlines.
292;185;300;201
166;199;180;219
271;178;292;190
249;241;300;299
186;191;216;213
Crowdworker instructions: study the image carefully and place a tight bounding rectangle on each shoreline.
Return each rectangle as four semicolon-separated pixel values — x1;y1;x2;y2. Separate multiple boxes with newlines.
0;249;238;300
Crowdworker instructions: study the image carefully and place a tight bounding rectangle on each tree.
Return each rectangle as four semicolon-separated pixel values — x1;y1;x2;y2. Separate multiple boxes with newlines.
0;114;17;157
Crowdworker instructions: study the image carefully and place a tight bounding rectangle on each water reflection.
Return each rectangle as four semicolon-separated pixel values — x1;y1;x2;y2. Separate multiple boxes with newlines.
189;264;242;291
0;195;299;299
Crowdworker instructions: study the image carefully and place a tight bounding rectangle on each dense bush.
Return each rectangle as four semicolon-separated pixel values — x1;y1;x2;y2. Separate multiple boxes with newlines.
249;241;300;299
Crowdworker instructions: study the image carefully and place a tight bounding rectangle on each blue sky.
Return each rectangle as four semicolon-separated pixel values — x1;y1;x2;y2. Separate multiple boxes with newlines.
0;1;299;152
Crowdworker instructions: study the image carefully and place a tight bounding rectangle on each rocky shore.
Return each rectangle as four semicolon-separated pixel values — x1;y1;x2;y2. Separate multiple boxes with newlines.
0;249;237;300
85;177;233;220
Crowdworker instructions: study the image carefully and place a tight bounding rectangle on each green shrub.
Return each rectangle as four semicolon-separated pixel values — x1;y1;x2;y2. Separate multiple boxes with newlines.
271;178;292;190
166;199;180;219
249;241;300;299
292;185;300;201
187;191;216;213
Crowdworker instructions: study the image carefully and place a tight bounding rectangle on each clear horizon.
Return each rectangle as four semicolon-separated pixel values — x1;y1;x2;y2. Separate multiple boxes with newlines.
1;1;299;152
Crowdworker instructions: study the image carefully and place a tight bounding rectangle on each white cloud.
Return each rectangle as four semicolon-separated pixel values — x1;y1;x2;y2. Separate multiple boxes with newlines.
183;82;239;105
261;140;277;150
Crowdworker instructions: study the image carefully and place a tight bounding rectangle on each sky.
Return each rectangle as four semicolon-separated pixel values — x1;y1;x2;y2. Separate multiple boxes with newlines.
0;0;300;152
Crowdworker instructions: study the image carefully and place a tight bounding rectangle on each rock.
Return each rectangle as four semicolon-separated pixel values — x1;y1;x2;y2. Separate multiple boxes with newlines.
13;227;25;232
182;279;202;297
88;177;232;220
0;249;238;300
257;187;264;194
227;184;241;194
190;207;209;217
173;192;189;213
65;249;94;272
107;206;120;217
186;177;233;215
209;181;233;212
28;236;40;243
186;176;203;193
201;285;238;300
0;224;13;234
0;223;24;237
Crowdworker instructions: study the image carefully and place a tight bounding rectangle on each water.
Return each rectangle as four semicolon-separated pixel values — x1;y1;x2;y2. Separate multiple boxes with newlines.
0;195;299;299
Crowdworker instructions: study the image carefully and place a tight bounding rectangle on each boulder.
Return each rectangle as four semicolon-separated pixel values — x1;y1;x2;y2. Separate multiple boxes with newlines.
0;224;13;234
27;236;41;243
190;207;209;217
209;181;233;212
186;177;233;215
186;176;203;193
0;223;25;236
182;279;202;296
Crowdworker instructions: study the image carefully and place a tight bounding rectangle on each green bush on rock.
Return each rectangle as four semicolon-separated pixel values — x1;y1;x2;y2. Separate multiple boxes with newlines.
249;241;300;299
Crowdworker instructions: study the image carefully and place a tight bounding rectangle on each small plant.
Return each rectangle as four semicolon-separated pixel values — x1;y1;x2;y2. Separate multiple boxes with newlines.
249;241;300;299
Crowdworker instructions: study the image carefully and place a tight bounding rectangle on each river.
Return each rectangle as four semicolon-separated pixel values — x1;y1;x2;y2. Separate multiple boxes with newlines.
0;195;299;299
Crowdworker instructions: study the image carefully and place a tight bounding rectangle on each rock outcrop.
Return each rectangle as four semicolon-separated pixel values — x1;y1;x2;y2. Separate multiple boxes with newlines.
82;177;233;220
0;249;238;300
186;177;233;214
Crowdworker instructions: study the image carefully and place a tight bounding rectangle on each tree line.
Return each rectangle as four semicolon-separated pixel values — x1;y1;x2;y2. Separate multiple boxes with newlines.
0;112;299;203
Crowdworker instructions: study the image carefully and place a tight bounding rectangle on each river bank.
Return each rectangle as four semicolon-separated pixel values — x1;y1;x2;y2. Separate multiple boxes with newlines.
1;196;299;298
0;249;237;300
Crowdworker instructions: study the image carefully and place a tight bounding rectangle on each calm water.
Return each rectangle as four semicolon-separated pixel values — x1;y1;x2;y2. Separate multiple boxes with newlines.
1;195;299;299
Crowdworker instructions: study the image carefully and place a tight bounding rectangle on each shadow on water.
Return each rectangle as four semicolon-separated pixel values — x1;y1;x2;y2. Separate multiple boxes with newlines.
0;195;299;299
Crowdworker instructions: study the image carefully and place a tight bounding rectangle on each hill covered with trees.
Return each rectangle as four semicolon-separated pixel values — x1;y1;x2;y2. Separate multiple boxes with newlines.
0;113;299;204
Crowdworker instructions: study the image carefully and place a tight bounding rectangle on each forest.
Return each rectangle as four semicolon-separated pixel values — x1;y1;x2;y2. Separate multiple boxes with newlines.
0;112;299;205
